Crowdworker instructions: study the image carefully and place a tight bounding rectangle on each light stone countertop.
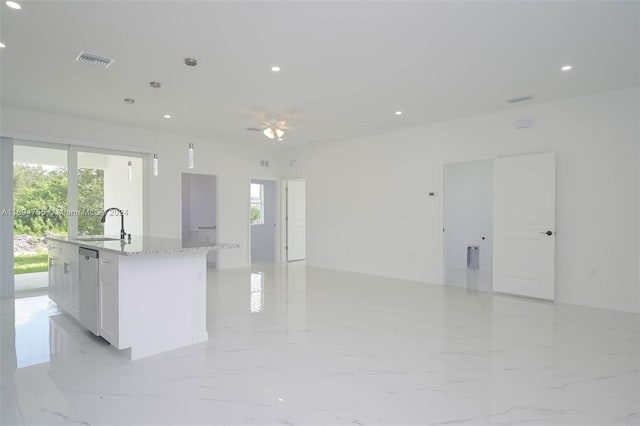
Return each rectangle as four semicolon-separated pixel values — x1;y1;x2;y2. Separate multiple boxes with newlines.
47;235;239;256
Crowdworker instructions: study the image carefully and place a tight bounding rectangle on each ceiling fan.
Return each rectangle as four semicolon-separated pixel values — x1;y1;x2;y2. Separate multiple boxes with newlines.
261;119;289;140
245;113;291;141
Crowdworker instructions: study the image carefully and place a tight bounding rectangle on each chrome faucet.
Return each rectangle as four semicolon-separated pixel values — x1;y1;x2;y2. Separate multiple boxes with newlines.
100;207;127;240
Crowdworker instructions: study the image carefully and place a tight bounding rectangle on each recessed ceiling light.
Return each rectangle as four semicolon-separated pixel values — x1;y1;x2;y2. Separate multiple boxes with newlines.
0;42;5;48
5;1;21;10
271;66;280;72
163;114;171;119
561;65;573;71
395;111;402;116
278;138;283;141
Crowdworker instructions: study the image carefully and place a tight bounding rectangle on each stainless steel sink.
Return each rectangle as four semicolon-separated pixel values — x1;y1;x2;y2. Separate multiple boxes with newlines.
76;237;121;242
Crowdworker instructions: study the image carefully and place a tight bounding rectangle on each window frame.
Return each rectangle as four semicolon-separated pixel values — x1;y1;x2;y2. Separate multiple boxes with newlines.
250;182;264;225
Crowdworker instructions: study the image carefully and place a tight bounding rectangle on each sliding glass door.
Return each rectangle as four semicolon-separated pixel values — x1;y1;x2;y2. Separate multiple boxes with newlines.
13;144;68;292
77;152;143;237
12;141;147;293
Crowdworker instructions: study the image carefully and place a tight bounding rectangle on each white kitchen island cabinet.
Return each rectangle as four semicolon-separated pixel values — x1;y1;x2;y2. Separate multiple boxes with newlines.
47;235;239;360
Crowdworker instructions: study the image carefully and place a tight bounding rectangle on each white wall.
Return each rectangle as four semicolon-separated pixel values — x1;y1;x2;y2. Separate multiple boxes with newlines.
251;179;276;262
444;160;493;272
0;107;281;269
283;88;640;313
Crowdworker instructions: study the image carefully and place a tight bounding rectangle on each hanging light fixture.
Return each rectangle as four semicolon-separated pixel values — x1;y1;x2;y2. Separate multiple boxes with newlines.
263;127;274;139
149;81;162;176
128;161;133;181
263;126;284;140
188;143;194;168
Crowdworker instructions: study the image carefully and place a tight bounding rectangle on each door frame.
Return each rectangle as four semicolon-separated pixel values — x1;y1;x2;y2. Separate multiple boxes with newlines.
0;137;14;297
284;178;307;262
248;177;282;264
441;158;494;289
441;152;555;299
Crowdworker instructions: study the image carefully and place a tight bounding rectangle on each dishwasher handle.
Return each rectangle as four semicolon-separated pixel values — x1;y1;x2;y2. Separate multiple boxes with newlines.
79;247;99;259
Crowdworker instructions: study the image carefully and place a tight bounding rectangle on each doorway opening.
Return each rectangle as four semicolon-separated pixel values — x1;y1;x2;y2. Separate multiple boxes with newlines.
250;179;277;263
443;160;493;292
181;173;218;267
13;145;68;293
285;179;306;262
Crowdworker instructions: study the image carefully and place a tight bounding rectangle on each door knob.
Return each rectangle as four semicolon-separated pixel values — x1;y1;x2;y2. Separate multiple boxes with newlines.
541;230;553;236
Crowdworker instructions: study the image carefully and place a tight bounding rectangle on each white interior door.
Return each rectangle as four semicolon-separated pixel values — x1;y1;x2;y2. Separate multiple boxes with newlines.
493;152;556;300
286;180;306;261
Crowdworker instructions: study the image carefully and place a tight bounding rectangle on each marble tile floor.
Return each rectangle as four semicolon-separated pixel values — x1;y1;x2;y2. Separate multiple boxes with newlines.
445;269;493;293
14;272;48;293
1;262;639;425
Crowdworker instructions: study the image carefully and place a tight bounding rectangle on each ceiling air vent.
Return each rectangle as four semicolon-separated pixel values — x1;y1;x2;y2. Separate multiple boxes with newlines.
245;127;261;132
260;160;270;168
75;51;115;69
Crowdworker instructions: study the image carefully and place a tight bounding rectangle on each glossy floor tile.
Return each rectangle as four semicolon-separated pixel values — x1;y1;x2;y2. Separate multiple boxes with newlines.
1;263;639;425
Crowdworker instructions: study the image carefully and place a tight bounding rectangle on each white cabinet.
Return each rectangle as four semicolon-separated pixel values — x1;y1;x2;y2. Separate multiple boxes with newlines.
47;237;211;360
47;241;79;320
47;242;62;305
48;242;121;348
66;247;80;320
98;252;120;348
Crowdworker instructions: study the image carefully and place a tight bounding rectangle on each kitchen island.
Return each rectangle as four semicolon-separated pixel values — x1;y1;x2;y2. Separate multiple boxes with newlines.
47;235;239;360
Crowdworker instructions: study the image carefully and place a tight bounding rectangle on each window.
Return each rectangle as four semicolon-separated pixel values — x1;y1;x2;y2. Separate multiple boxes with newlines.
250;183;264;225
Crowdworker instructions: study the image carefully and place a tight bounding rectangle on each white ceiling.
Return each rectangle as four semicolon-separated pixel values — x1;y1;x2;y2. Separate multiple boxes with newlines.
1;1;638;147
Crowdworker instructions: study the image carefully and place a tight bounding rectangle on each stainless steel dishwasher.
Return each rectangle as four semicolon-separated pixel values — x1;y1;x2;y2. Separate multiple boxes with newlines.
79;247;100;335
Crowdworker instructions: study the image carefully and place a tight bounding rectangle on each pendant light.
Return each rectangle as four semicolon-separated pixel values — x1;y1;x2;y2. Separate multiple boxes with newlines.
149;80;162;177
188;143;194;169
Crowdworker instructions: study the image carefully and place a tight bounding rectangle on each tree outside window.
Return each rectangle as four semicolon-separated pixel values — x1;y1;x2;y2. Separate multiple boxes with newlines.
250;183;264;225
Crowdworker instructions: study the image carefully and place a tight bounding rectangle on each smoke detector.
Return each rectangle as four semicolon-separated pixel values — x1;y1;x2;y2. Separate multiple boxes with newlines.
75;51;115;69
184;58;198;67
149;81;161;88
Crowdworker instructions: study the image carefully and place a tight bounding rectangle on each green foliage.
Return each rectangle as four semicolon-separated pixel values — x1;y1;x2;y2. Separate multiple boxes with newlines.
12;164;105;237
78;168;105;235
13;164;68;236
250;206;262;224
14;253;49;275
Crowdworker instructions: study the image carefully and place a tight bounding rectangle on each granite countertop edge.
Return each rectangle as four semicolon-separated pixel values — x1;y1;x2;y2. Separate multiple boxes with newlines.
46;235;240;257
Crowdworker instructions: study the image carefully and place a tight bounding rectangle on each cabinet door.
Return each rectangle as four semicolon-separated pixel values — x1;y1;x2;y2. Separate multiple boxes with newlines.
99;254;119;347
57;243;74;312
48;244;61;305
59;242;80;319
48;255;58;303
68;255;80;320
